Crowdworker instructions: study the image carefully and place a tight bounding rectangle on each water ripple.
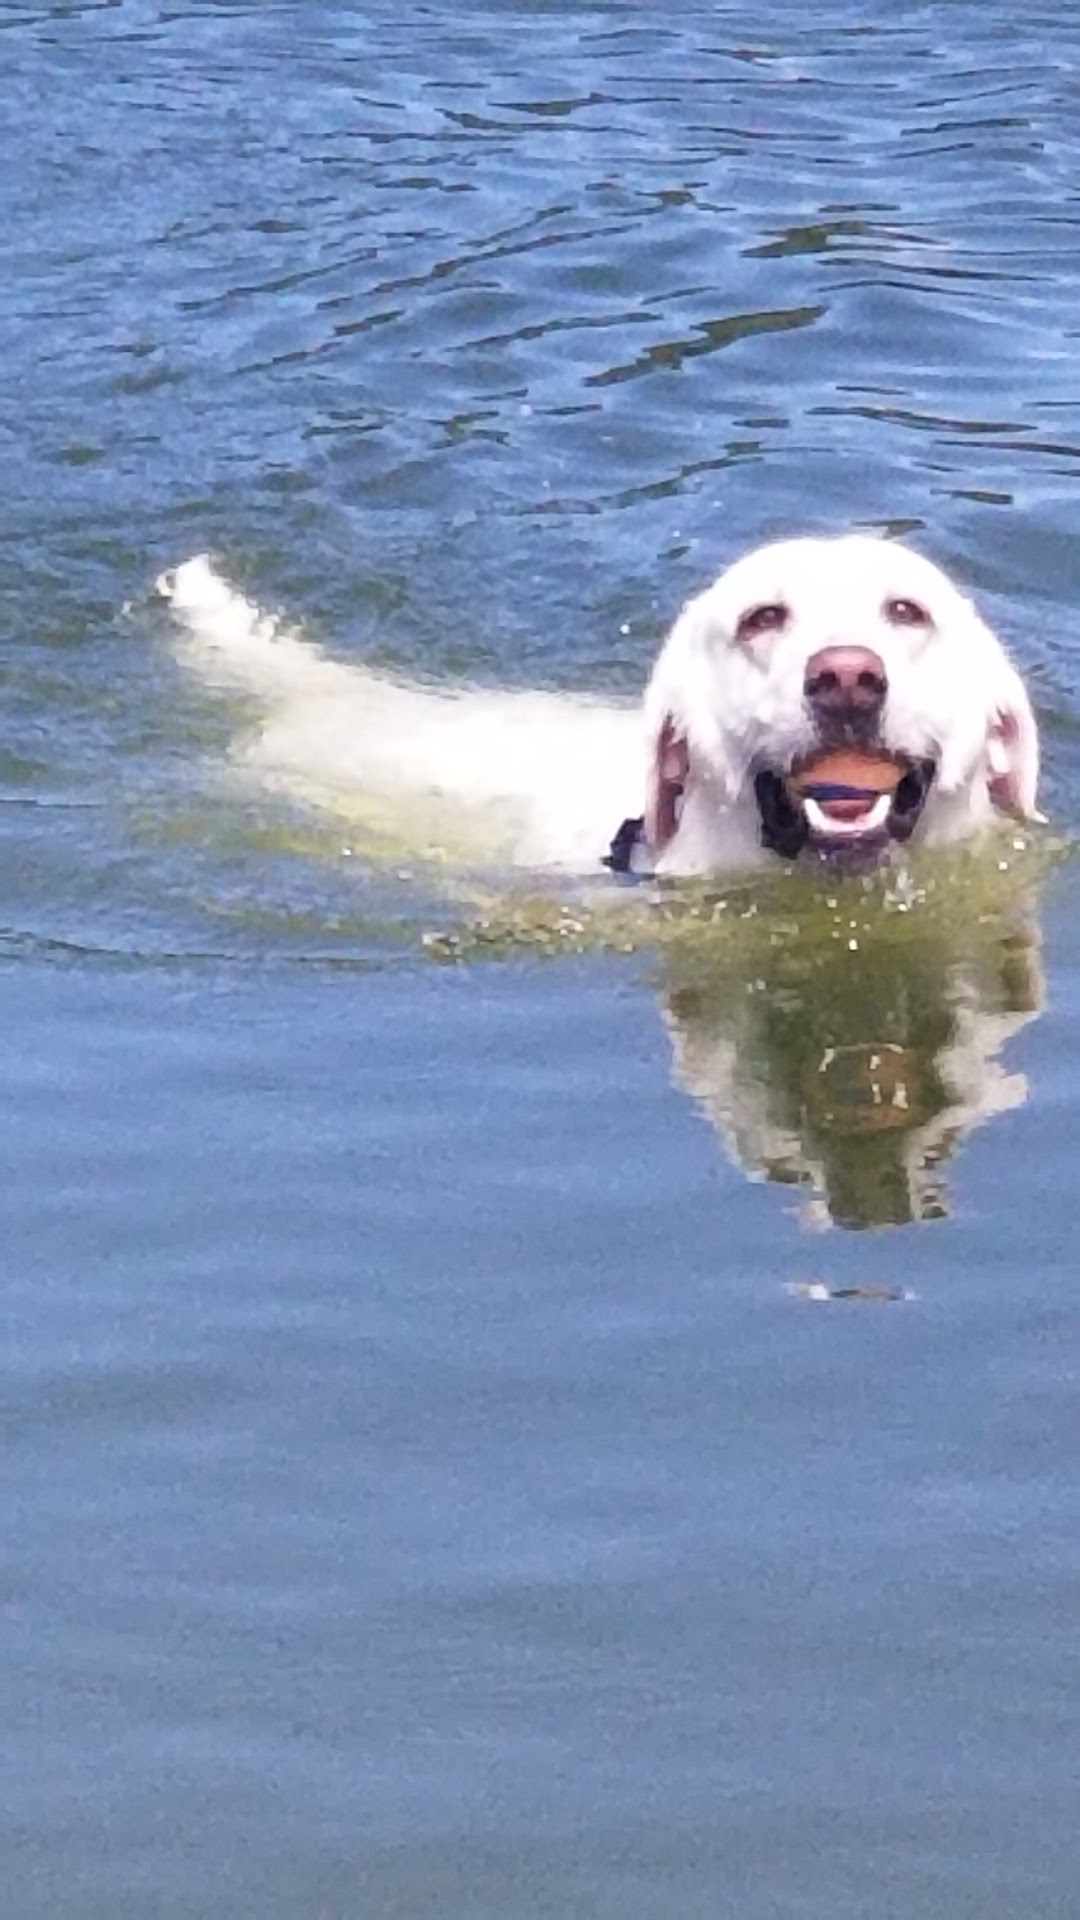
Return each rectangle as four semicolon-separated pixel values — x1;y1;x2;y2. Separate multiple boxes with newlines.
3;0;1080;941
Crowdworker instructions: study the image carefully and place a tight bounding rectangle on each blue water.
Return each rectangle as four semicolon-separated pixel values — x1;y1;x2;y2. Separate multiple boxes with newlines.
4;4;1080;1914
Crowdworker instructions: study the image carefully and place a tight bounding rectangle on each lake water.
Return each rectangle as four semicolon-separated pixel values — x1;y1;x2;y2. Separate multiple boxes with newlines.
5;4;1080;1915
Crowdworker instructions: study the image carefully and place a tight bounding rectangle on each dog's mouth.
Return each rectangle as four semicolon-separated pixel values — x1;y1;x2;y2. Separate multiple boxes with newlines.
754;749;937;862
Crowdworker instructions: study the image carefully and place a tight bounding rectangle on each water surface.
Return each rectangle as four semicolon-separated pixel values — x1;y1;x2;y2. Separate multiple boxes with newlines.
4;3;1080;1915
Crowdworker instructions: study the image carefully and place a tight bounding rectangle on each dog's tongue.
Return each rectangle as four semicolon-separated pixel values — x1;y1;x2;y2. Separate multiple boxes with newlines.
790;749;901;825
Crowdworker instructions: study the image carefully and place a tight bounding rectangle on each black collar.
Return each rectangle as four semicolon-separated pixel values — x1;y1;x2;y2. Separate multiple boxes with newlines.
602;814;646;874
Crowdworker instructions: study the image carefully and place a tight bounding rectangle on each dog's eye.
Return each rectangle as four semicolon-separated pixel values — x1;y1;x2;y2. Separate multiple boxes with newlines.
736;602;789;644
884;596;932;628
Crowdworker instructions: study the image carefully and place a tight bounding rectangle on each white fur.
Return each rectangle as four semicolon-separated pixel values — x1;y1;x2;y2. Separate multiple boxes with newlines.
156;538;1039;878
156;555;642;872
645;534;1040;874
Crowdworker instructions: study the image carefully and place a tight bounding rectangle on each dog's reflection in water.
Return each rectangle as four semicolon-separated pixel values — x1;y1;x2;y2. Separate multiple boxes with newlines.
658;864;1043;1230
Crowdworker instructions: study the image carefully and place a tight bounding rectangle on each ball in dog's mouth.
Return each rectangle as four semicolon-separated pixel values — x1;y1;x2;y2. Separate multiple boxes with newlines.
754;750;937;859
789;748;906;841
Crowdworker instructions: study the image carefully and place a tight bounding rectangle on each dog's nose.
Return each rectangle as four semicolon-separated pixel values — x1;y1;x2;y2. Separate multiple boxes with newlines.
803;646;887;722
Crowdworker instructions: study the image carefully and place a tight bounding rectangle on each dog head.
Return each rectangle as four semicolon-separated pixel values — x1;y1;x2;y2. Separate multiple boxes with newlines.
643;535;1040;870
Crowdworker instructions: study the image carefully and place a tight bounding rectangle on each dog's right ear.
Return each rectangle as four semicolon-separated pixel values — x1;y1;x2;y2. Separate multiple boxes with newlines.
645;716;689;853
986;673;1042;823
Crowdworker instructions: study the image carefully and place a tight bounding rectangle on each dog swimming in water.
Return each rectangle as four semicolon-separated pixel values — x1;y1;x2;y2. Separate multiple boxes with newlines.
158;536;1040;880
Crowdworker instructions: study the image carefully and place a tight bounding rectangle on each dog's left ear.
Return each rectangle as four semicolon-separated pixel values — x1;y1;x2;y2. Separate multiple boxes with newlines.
645;716;689;853
986;668;1042;821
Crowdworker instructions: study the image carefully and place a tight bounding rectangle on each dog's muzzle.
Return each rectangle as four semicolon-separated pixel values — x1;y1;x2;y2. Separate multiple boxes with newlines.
754;757;937;864
755;645;936;862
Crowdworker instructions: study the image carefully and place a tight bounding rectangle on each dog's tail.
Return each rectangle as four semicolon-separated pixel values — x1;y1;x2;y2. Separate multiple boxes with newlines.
156;555;644;871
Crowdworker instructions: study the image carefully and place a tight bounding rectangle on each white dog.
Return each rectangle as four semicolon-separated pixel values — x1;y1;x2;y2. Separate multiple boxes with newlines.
606;533;1041;875
159;538;1040;879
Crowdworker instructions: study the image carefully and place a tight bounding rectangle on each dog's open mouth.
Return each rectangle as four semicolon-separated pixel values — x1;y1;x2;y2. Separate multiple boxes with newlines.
754;749;937;861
